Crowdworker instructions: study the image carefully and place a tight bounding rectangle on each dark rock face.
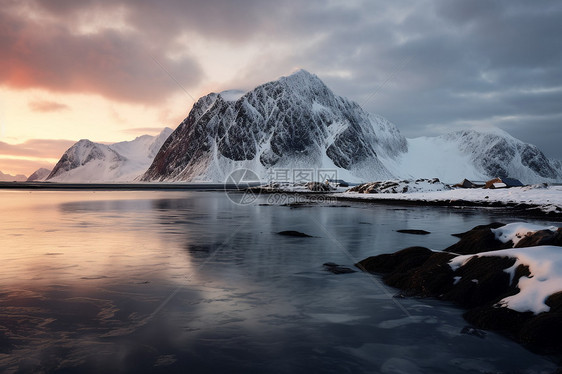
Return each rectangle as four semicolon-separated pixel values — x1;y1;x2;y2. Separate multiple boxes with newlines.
356;223;562;356
519;144;560;178
141;70;406;182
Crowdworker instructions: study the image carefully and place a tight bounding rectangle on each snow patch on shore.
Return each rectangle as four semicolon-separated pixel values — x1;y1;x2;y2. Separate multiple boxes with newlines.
341;184;562;214
449;245;562;314
449;230;562;315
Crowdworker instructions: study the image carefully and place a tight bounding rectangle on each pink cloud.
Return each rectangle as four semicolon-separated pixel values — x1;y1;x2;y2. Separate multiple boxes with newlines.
28;100;69;112
0;5;203;104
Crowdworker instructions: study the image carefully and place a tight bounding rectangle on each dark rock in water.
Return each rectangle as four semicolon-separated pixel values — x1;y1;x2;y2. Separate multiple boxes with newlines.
464;291;562;354
323;262;357;274
356;222;562;357
446;222;510;255
277;230;314;238
448;224;562;254
356;246;434;274
451;222;505;238
357;247;457;300
383;251;457;298
461;326;487;339
396;229;431;235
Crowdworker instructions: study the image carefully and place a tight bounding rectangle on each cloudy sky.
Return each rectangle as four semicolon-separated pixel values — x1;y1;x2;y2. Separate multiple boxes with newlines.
1;0;561;176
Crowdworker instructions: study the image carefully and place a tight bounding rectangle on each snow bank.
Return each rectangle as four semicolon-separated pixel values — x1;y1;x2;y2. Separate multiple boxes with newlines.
449;222;562;314
341;184;562;215
450;245;562;314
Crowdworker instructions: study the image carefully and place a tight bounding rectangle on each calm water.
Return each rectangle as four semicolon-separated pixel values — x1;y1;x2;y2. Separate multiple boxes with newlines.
0;190;558;373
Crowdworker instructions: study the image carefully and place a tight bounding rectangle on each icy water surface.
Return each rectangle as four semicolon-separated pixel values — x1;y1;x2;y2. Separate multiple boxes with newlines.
0;190;558;373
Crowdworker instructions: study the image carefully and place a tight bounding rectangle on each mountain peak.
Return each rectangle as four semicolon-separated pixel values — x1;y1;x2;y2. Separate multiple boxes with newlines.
141;69;404;182
47;128;173;182
278;69;326;90
286;68;315;79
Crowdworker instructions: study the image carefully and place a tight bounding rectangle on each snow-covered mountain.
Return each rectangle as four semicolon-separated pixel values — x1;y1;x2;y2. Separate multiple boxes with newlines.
47;128;173;182
26;168;51;182
42;71;560;184
141;70;407;182
383;128;562;184
0;170;27;182
141;70;561;184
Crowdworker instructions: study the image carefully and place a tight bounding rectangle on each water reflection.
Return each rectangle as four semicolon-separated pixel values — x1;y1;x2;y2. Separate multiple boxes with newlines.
0;191;558;373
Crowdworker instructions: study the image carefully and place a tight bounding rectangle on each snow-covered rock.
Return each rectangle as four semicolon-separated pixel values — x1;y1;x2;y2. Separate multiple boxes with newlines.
357;222;562;354
47;128;172;182
141;69;406;182
348;178;450;194
26;168;51;182
451;245;562;315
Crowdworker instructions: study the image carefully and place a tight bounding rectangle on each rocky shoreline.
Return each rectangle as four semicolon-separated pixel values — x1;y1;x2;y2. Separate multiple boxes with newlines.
245;181;562;219
356;223;562;361
335;195;562;219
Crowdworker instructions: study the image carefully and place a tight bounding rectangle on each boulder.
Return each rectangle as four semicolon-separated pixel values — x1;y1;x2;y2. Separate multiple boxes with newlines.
446;222;510;254
277;230;314;238
396;229;431;235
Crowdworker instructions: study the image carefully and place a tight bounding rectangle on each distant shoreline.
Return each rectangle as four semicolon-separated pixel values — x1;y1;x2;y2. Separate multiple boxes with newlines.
0;181;259;191
332;194;562;220
2;181;561;220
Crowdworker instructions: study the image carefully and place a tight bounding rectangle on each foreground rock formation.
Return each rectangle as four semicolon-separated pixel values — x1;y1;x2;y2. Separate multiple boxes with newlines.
357;223;562;356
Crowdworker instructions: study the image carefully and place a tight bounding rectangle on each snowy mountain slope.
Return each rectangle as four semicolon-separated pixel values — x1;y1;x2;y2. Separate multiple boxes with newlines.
26;168;51;182
47;128;172;182
442;128;562;183
382;128;562;184
0;170;27;182
142;70;406;182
